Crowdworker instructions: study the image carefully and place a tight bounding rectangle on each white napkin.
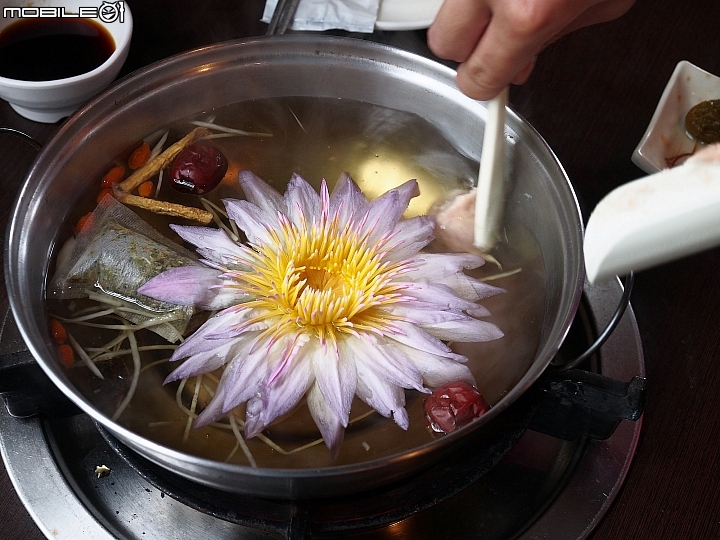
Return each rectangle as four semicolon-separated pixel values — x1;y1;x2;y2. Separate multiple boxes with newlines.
262;0;380;33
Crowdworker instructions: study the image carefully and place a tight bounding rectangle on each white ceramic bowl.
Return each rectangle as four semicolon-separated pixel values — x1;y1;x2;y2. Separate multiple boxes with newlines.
375;0;443;31
0;0;132;123
632;60;720;173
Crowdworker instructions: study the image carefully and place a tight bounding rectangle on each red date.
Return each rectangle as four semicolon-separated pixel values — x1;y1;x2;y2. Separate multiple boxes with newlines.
169;143;228;195
423;380;490;434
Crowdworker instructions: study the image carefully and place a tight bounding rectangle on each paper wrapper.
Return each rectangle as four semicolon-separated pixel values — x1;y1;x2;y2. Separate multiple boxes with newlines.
262;0;380;33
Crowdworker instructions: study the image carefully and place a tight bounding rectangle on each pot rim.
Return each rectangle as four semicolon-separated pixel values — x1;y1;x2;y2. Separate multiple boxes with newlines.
4;35;584;491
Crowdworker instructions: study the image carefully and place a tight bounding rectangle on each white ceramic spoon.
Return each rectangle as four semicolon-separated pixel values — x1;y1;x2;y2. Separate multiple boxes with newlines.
584;146;720;283
474;87;509;250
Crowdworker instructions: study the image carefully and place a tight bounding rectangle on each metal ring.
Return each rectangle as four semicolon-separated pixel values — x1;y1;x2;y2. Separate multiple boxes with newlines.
558;272;634;371
0;127;41;151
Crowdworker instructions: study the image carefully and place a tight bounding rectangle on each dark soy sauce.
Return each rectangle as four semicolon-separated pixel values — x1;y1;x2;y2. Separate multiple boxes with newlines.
0;18;115;81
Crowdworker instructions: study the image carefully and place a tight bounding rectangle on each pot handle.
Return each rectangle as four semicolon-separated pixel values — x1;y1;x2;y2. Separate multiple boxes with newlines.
0;129;73;418
0;127;41;151
556;272;634;372
0;350;82;419
529;367;645;440
0;304;80;419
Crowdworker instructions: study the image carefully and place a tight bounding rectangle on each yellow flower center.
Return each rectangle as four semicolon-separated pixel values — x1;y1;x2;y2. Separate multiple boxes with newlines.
234;211;410;345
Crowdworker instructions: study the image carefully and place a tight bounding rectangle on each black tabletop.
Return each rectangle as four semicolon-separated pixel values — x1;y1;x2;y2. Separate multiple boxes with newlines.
2;1;720;538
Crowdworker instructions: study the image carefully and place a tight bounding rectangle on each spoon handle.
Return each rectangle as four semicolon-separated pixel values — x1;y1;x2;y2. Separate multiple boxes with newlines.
474;88;508;250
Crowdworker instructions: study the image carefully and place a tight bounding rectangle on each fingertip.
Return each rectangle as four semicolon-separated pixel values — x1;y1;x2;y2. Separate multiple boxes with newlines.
455;49;539;100
427;0;491;63
455;64;505;101
427;24;464;62
427;21;479;63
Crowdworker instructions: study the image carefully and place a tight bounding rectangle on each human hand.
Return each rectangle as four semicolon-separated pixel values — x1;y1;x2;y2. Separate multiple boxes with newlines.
427;0;636;100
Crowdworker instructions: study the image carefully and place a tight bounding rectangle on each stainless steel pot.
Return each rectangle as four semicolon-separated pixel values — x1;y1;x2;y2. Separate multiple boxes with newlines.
5;35;583;499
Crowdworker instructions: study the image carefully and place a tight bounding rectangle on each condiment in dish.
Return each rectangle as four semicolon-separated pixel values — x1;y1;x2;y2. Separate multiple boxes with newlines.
632;60;720;173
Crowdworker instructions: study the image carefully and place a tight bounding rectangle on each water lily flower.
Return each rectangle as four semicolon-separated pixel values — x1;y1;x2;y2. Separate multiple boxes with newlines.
139;171;504;457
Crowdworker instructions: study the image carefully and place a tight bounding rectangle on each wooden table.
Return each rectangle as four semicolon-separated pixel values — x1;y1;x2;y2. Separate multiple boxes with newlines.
1;0;719;538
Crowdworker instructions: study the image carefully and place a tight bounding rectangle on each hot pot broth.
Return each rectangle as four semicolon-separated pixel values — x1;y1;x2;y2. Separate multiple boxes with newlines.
47;96;545;469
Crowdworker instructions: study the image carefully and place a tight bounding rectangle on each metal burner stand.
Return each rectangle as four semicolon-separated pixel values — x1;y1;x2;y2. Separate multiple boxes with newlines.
0;279;643;540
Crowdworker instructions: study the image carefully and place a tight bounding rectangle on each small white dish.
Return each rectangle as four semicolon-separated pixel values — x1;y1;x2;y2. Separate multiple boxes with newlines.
0;0;133;123
376;0;442;31
632;60;720;174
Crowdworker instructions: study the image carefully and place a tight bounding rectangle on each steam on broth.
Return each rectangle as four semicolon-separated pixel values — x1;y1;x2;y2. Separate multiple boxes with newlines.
46;96;545;469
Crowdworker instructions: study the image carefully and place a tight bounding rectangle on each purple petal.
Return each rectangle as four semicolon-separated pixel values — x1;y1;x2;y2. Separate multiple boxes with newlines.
311;339;357;427
421;318;504;342
359;180;419;246
258;343;314;429
386;302;469;325
361;189;401;245
203;311;269;340
466;306;492;318
330;172;368;225
351;335;425;392
383;216;435;262
435;273;505;302
200;286;253;311
238;170;284;215
238;343;314;438
243;395;265;438
395;342;476;388
267;333;309;385
223;198;278;245
284;173;320;227
171;312;257;360
386;321;466;361
411;253;485;280
165;329;262;384
399;282;480;310
139;266;227;310
307;383;345;459
170;225;250;268
193;379;228;428
377;340;429;393
372;180;419;222
164;349;230;383
391;404;409;430
354;357;409;430
222;344;269;413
